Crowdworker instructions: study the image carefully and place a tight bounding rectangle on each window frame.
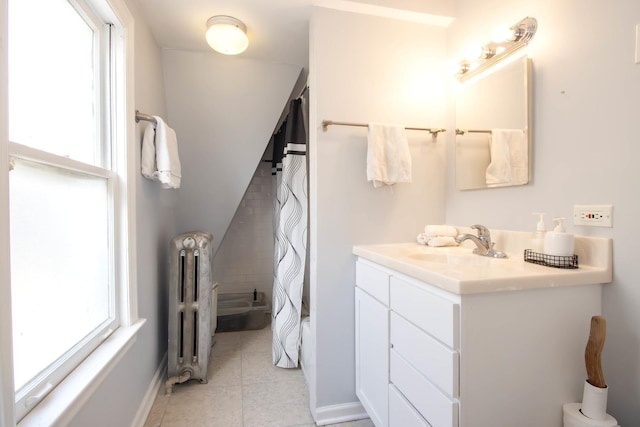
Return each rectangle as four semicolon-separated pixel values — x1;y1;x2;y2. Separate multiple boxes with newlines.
0;0;140;424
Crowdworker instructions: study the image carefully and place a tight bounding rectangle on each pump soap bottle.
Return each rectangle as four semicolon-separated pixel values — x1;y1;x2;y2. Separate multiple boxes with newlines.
543;217;575;257
531;213;546;253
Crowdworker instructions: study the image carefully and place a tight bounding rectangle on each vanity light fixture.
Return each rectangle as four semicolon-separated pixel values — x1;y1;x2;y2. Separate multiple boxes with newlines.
455;16;537;82
205;15;249;55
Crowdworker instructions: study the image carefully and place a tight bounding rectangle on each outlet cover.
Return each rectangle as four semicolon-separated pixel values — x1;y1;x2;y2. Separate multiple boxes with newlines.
636;24;640;64
573;205;613;227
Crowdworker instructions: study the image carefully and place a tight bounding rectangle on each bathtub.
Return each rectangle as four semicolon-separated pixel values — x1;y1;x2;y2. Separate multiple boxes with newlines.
300;315;312;384
216;291;270;332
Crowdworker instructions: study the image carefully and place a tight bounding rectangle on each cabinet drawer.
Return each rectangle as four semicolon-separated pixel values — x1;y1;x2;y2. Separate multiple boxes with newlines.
356;260;390;305
391;350;458;427
390;312;459;397
390;276;459;349
389;385;431;427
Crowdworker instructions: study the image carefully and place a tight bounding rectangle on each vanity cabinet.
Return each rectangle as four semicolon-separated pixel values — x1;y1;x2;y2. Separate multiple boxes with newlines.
355;257;603;427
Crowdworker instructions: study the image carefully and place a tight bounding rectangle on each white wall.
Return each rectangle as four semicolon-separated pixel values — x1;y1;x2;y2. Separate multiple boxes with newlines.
67;0;178;425
161;50;301;254
445;1;640;425
309;6;448;419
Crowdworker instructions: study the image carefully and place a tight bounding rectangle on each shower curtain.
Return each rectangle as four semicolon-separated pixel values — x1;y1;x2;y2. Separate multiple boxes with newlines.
272;97;308;368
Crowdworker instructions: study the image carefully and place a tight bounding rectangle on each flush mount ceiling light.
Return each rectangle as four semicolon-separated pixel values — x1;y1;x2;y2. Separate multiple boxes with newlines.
455;16;537;82
206;15;249;55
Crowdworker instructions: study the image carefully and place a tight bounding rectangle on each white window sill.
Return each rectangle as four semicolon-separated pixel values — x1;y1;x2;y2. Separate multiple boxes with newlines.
18;319;146;427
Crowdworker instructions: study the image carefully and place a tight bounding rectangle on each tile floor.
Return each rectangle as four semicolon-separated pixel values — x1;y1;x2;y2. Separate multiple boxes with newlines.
144;317;374;427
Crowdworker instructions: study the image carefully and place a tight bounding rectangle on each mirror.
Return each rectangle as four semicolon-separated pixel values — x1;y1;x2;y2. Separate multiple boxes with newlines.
455;56;531;190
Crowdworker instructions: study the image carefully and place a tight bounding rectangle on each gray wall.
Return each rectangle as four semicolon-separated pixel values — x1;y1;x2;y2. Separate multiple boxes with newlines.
309;6;449;418
445;1;640;425
161;49;301;255
211;159;275;300
68;0;178;424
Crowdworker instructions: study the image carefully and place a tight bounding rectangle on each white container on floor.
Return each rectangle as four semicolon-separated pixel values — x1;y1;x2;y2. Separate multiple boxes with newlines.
563;403;618;427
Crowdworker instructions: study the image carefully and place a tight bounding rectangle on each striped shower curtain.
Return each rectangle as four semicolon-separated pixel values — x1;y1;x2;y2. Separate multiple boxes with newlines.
272;97;308;368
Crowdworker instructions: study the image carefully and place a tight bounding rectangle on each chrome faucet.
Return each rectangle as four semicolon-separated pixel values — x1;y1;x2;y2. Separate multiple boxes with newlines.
455;225;507;258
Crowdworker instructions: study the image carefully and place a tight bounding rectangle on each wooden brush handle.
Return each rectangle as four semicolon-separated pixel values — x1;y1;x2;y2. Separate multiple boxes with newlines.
585;315;606;388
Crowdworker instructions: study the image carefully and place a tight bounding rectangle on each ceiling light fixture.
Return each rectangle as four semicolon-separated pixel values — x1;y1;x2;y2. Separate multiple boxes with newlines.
205;15;249;55
455;16;537;82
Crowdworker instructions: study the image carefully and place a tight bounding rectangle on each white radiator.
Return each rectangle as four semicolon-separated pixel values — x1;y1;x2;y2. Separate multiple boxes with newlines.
166;231;215;394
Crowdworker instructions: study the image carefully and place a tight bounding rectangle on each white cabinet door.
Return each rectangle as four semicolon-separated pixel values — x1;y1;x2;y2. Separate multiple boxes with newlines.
355;287;389;427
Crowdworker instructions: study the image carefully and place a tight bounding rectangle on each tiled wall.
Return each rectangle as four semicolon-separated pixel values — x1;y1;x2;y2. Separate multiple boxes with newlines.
212;160;274;303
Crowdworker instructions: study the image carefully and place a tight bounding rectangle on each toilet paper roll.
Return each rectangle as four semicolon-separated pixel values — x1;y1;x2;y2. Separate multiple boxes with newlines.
582;381;608;420
563;403;618;427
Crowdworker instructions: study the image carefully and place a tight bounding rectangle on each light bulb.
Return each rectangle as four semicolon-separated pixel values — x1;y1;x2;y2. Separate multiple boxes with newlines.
464;45;483;61
491;25;516;43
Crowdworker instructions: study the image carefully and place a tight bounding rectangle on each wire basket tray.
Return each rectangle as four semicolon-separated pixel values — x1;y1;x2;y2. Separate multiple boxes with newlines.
524;249;578;269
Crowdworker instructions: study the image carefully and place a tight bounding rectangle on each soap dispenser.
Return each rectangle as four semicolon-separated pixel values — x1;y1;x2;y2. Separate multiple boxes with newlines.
543;217;575;256
531;212;546;253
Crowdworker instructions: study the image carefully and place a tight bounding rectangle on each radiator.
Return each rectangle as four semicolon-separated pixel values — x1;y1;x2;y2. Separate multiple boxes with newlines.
166;231;215;394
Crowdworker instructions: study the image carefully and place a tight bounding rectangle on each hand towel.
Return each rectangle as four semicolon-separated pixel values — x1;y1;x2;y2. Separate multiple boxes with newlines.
416;233;428;245
486;129;527;186
424;225;458;238
141;122;156;179
426;236;458;247
367;123;411;188
416;233;458;247
153;116;182;189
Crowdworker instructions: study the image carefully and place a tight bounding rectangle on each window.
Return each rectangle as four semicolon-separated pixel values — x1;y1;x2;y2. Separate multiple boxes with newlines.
7;0;133;420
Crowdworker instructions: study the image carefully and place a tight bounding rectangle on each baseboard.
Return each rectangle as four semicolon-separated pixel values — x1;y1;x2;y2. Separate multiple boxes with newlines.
313;401;369;426
130;352;167;427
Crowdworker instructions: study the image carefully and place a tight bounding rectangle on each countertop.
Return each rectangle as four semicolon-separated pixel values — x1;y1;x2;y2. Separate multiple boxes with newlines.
353;234;613;295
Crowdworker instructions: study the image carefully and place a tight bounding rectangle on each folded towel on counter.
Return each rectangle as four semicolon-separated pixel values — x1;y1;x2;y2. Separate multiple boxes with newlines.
424;225;458;237
486;129;527;186
416;233;458;247
367;123;411;188
427;236;458;247
141;116;182;189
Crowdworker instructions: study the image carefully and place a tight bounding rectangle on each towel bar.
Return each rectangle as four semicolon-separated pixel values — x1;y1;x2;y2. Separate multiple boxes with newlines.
455;128;492;135
322;120;445;136
136;110;157;125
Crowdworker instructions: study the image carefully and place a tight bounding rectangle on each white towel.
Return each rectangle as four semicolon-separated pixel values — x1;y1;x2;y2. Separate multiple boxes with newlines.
486;129;527;186
426;236;458;247
367;123;411;188
154;116;181;189
416;233;458;247
141;116;182;189
141;122;156;179
424;225;458;238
